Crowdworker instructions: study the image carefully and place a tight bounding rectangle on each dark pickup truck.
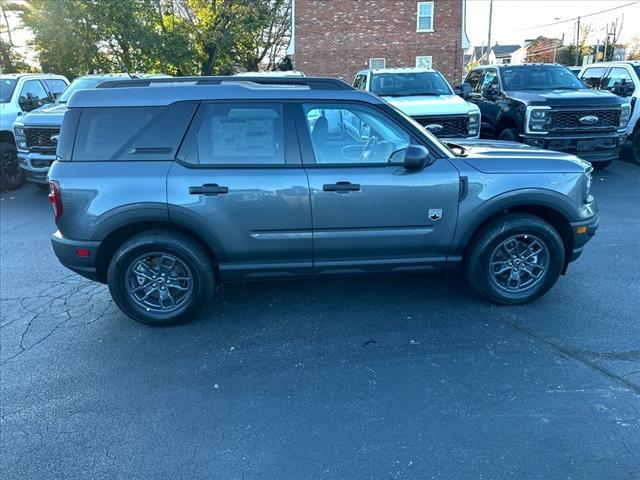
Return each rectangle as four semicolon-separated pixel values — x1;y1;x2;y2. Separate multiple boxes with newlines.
462;64;630;169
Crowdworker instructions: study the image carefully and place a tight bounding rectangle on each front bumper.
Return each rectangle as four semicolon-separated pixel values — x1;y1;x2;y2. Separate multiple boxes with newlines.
51;231;102;282
18;151;56;184
523;131;626;162
567;213;599;264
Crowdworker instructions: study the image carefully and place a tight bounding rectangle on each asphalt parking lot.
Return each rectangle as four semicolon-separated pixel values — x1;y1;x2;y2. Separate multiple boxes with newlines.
1;160;639;480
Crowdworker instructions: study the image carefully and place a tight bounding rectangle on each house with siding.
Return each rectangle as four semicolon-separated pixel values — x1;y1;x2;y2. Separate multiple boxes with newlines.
287;0;471;85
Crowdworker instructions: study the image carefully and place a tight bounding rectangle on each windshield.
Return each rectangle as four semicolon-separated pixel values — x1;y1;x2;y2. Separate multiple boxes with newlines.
370;71;453;97
0;79;18;103
57;77;119;103
501;66;587;90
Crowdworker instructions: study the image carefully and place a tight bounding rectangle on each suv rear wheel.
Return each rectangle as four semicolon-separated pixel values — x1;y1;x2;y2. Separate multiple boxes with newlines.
464;213;565;305
0;142;25;191
107;230;215;326
631;129;640;166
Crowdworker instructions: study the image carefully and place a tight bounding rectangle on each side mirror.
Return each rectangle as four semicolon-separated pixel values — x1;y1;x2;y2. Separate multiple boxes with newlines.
455;83;472;100
403;145;433;170
18;95;37;112
613;81;635;98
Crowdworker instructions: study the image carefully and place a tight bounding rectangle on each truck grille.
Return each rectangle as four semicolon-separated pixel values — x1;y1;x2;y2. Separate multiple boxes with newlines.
551;109;620;131
26;127;59;153
412;115;468;138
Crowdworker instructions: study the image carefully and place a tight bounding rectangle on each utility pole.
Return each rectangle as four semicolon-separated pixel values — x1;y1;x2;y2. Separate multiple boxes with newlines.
603;23;609;62
595;39;600;62
486;0;493;65
574;16;581;66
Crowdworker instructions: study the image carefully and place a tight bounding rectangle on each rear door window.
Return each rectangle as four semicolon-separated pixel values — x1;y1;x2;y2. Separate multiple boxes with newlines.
72;102;197;161
179;103;286;165
43;79;68;98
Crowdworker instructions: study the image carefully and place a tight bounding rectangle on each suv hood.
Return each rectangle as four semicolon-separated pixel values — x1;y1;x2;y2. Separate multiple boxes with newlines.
453;139;590;173
383;94;477;117
16;103;66;127
506;88;623;108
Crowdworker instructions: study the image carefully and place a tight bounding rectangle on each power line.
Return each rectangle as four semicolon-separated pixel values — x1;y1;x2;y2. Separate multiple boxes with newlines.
493;1;639;34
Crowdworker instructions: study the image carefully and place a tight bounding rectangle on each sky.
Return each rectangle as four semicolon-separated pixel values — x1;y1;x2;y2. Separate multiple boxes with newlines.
465;0;640;49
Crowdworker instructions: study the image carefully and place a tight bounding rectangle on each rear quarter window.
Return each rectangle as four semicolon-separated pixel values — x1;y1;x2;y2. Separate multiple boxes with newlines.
72;102;197;161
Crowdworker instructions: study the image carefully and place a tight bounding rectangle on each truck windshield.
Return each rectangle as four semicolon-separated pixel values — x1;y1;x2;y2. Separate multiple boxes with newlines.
57;77;119;103
370;72;453;97
501;66;587;90
0;79;18;103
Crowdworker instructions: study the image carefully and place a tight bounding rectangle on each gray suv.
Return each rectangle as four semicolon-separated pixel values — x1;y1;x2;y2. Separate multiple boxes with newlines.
49;77;599;326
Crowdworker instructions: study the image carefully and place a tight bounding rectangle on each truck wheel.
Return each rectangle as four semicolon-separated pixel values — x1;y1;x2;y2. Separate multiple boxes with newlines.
464;213;565;305
590;160;612;170
0;142;25;191
498;128;519;142
631;130;640;166
107;230;215;326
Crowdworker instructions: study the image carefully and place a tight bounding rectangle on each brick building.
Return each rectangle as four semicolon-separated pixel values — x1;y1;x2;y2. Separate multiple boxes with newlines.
287;0;470;85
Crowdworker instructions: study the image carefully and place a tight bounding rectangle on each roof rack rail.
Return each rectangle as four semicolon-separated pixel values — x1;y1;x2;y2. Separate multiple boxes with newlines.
96;76;354;91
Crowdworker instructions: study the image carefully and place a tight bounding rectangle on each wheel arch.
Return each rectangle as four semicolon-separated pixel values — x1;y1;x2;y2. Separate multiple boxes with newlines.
0;130;16;145
456;193;577;272
93;213;228;284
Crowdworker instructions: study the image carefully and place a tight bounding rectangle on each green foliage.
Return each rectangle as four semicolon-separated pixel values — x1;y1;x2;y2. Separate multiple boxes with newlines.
15;0;291;78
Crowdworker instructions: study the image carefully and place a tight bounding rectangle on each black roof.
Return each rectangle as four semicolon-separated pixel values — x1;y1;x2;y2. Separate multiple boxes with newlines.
491;44;521;57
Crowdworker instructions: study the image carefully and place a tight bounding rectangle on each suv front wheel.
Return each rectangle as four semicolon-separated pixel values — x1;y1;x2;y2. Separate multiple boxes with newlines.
464;213;565;305
107;230;215;326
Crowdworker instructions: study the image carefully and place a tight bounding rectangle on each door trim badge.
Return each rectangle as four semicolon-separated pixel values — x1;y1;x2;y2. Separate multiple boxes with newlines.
428;209;442;221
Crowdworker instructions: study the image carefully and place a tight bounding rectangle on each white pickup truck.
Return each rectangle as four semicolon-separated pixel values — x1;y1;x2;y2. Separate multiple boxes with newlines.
352;67;480;139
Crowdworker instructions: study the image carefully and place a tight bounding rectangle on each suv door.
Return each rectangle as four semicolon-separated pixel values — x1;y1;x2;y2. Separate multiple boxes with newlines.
295;102;460;274
167;101;313;280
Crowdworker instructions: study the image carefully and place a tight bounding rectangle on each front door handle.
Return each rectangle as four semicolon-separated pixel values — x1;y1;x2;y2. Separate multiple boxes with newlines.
323;181;360;193
189;184;229;196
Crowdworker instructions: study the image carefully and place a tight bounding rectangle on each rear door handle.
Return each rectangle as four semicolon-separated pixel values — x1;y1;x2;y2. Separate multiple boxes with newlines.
189;184;229;196
323;181;360;193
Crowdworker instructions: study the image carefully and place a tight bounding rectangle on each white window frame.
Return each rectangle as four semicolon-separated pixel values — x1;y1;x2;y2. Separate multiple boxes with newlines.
415;55;433;68
369;58;386;69
416;1;434;32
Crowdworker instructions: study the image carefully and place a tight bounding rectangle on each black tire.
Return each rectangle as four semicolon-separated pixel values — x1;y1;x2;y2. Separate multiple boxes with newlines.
631;130;640;166
464;213;565;305
590;159;612;170
107;230;215;326
498;127;519;142
0;142;25;191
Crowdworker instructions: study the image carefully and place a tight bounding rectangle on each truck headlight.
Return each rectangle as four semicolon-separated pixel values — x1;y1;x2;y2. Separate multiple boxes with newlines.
14;127;27;150
528;108;552;133
619;104;631;129
584;172;592;202
467;113;480;136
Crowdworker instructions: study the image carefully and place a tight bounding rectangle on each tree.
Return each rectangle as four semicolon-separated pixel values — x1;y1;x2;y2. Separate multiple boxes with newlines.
0;0;31;73
627;36;640;60
20;0;198;78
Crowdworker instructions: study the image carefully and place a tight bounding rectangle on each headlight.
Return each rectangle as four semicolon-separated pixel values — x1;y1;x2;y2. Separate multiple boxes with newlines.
619;104;631;129
584;172;592;202
14;126;27;150
527;108;552;133
467;113;480;136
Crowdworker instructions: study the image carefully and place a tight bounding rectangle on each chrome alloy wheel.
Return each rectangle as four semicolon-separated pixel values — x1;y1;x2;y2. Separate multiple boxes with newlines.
489;234;549;292
125;253;193;313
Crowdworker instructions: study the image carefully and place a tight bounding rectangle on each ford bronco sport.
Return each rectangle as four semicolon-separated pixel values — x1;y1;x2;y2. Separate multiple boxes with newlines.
464;64;629;170
49;76;599;326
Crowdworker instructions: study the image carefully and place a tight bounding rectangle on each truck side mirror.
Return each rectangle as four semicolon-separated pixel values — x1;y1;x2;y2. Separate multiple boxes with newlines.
18;94;37;112
455;83;472;100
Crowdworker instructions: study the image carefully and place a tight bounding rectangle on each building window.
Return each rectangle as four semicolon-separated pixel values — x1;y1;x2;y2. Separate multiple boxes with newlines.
416;56;433;68
369;58;386;69
417;2;434;32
